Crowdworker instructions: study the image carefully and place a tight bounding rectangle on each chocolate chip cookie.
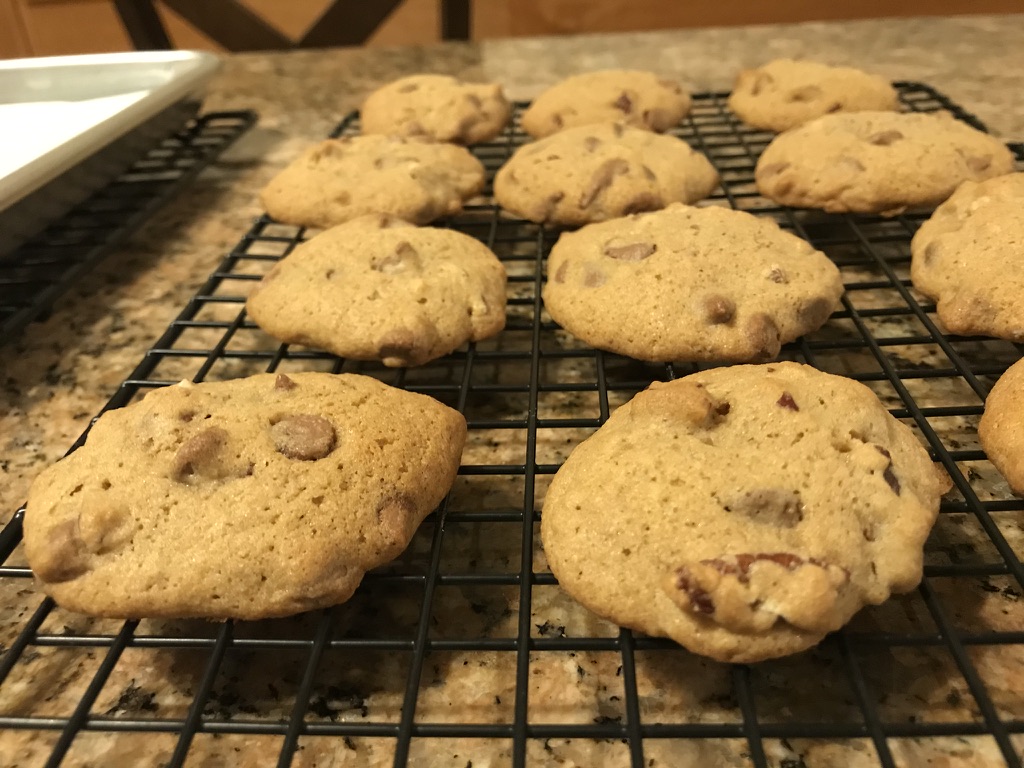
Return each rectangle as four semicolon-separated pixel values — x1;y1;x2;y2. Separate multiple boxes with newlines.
911;173;1024;340
756;111;1015;216
543;203;843;362
729;59;899;132
247;215;506;367
24;372;467;620
361;74;511;145
495;124;718;226
541;362;947;662
260;135;485;229
979;358;1024;495
521;70;691;138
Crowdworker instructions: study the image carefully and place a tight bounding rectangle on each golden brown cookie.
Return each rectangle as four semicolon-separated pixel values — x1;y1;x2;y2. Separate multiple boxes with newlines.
541;363;947;662
495;123;718;226
911;173;1024;340
361;74;511;144
247;215;507;367
729;59;898;132
979;358;1024;495
260;135;485;229
543;203;843;362
756;111;1015;216
24;372;467;620
521;70;691;138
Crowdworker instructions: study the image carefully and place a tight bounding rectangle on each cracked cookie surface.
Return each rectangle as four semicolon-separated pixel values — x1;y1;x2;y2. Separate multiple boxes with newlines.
24;372;467;620
260;135;485;228
541;362;946;662
911;173;1024;341
755;111;1015;216
495;124;717;226
361;74;511;144
729;59;898;132
542;203;843;362
521;69;691;138
247;215;506;367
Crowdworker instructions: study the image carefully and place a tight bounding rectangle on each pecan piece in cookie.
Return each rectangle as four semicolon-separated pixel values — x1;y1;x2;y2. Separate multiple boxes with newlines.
666;552;850;634
271;415;336;461
724;488;803;526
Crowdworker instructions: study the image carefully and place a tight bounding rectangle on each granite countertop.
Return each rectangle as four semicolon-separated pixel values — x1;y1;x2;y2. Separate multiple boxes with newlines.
3;13;1024;767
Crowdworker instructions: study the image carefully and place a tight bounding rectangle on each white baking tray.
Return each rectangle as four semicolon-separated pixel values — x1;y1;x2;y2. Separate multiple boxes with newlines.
0;50;220;257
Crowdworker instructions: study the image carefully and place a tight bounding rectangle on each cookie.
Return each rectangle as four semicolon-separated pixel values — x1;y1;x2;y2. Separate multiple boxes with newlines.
543;203;843;362
979;358;1024;495
24;372;467;620
521;70;691;138
260;135;486;229
729;59;899;132
495;124;718;226
360;74;511;145
541;362;946;662
756;111;1015;216
247;215;506;367
911;173;1024;340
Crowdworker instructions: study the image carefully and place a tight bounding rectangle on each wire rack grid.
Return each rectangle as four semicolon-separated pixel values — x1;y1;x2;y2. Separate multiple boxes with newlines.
1;84;1023;768
0;110;257;344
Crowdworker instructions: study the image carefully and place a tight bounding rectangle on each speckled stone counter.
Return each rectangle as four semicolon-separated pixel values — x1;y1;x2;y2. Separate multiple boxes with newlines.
3;13;1024;767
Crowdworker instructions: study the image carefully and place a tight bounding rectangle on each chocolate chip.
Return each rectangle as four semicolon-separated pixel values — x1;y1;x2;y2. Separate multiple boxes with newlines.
376;492;417;550
552;113;564;128
398;83;419;93
604;241;657;261
923;241;940;265
640;165;657;182
869;129;904;146
377;328;420;365
788;85;823;102
612;123;624;138
747;314;781;361
966;155;992;173
583;269;606;288
777;392;799;411
704;295;736;325
767;265;788;284
799;297;834;327
583;136;601;152
715;401;731;416
271;414;336;461
172;427;230;482
179;410;195;422
725;488;803;526
275;373;297;391
758;162;790;177
554;261;569;283
614;91;633;114
579;158;631;208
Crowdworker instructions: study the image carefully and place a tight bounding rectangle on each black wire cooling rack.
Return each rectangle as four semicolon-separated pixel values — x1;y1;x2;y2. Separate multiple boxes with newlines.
2;84;1023;768
0;110;257;343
